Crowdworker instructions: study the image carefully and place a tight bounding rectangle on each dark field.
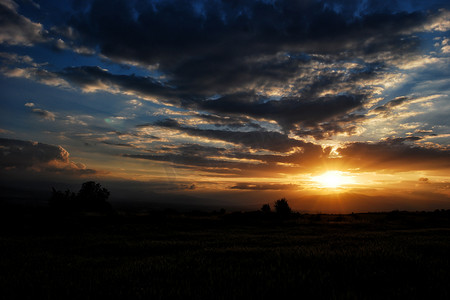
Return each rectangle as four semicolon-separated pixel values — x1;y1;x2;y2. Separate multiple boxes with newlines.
1;208;450;299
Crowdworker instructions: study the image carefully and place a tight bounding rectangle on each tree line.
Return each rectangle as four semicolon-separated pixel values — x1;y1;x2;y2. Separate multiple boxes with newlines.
50;181;294;217
50;181;112;212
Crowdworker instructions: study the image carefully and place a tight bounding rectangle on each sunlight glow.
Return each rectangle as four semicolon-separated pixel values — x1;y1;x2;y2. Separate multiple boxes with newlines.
312;171;355;188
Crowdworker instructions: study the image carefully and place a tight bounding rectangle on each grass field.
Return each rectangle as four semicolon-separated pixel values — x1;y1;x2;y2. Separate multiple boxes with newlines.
1;208;450;299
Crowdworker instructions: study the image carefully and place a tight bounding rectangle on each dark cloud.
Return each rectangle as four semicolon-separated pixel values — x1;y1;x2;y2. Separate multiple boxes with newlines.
66;0;438;84
128;143;229;166
1;0;448;175
59;66;182;104
0;0;48;45
198;93;366;132
0;137;97;175
123;141;327;177
293;114;365;139
196;114;264;130
122;153;237;173
152;118;315;152
110;130;160;141
336;139;450;171
230;183;299;191
180;183;196;190
382;136;423;143
173;144;226;157
419;177;429;183
123;134;450;176
52;0;447;138
4;0;446;140
372;96;410;115
52;57;369;136
68;0;436;70
101;141;135;148
57;65;366;133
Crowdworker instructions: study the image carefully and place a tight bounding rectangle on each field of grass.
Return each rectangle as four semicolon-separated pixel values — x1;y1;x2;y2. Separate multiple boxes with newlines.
1;208;450;299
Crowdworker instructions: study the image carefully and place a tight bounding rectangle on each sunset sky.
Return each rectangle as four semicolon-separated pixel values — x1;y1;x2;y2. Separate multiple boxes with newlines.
1;0;449;212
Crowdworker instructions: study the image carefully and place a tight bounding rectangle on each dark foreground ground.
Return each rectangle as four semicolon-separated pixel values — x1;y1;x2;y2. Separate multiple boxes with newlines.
1;207;450;299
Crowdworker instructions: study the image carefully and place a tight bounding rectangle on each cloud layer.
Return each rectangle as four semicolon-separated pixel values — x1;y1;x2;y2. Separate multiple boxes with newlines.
2;0;448;140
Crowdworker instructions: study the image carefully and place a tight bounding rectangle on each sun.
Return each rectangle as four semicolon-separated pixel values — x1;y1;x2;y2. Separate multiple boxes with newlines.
313;171;353;188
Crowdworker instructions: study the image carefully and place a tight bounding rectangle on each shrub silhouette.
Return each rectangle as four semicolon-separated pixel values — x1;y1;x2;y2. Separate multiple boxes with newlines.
261;203;271;213
50;181;112;212
274;198;291;216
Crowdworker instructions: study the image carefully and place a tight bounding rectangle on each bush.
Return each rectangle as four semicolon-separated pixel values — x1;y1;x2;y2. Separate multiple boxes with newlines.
261;204;271;213
49;188;76;209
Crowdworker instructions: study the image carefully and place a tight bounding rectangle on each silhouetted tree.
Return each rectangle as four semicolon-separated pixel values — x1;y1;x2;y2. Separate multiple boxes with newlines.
76;181;111;211
261;203;271;213
274;198;291;216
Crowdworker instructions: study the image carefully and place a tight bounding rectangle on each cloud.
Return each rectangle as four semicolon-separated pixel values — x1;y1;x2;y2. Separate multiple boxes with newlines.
230;183;299;191
4;62;366;137
293;114;366;139
1;0;448;152
68;0;438;69
422;8;450;32
65;1;438;87
24;103;56;121
0;137;97;175
31;108;56;121
101;141;135;148
0;0;48;46
0;128;13;134
151;118;317;152
372;96;410;114
34;0;441;140
59;66;179;103
122;143;237;172
57;66;367;133
0;52;43;67
123;140;328;177
1;66;69;87
198;92;367;132
336;138;450;171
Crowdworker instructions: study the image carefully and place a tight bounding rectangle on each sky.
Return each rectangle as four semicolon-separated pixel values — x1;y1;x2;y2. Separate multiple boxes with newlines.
1;0;450;212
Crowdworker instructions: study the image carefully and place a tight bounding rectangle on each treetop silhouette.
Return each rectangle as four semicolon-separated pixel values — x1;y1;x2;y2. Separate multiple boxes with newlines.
274;198;291;216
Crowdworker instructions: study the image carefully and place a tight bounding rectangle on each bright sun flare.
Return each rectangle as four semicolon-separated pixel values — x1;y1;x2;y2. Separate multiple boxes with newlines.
313;171;353;188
